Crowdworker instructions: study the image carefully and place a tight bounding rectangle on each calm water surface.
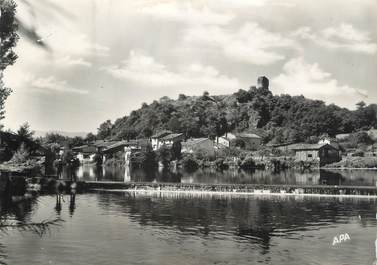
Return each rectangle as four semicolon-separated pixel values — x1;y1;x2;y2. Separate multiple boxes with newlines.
73;164;377;186
1;192;377;265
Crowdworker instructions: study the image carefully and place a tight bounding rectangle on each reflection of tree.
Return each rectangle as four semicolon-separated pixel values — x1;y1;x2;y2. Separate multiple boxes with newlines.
97;193;377;255
0;194;63;235
0;217;62;237
0;194;63;264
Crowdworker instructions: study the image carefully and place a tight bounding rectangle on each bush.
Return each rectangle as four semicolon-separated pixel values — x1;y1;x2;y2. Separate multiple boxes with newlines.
353;149;365;157
157;145;172;167
194;148;216;162
215;158;229;171
325;157;377;168
240;156;256;170
139;145;158;170
182;155;199;172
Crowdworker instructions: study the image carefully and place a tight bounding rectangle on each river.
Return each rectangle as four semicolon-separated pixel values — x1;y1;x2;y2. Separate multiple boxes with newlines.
2;166;377;264
72;164;377;186
0;191;377;265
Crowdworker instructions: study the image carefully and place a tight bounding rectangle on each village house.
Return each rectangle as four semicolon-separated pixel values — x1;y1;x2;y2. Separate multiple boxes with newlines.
151;131;184;150
102;140;139;162
291;143;341;166
182;138;215;155
159;133;184;147
151;130;173;150
92;140;118;153
217;132;262;150
73;145;97;164
102;139;150;165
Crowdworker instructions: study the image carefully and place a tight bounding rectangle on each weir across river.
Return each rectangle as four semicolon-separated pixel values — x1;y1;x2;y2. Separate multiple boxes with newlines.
84;181;377;197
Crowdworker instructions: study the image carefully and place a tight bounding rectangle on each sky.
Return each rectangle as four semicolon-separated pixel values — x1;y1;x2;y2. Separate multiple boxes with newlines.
3;0;377;133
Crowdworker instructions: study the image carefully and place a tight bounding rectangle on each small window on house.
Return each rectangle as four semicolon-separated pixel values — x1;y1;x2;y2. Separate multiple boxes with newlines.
308;154;313;158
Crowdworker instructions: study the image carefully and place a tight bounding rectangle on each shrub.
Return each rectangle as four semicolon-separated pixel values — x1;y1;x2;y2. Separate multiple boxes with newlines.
157;145;172;167
194;148;216;161
215;158;229;171
353;149;365;157
182;155;199;172
240;156;256;170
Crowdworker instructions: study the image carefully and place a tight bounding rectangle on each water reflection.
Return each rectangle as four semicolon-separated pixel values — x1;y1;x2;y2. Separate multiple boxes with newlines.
0;192;377;265
73;164;377;186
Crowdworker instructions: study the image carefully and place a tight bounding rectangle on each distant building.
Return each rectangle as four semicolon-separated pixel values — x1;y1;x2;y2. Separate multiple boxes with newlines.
335;133;350;141
159;133;185;148
318;136;331;145
217;132;237;148
182;138;214;154
217;132;262;150
73;145;97;164
291;143;341;166
91;140;117;153
236;133;262;150
102;140;149;164
151;130;172;150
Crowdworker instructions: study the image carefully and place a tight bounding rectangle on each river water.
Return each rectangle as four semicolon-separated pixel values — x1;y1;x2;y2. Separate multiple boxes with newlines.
2;166;377;264
73;164;377;186
1;192;377;265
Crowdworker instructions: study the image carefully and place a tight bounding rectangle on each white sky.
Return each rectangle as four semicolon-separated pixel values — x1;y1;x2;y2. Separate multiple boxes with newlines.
3;0;377;133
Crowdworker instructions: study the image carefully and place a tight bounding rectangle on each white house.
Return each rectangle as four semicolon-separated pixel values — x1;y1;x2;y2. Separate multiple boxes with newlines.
151;130;172;150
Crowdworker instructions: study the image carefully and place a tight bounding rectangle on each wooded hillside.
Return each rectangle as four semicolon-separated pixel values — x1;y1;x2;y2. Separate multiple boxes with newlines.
97;77;377;144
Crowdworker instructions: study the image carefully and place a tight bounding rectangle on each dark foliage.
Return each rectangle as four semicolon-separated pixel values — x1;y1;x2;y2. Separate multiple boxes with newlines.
97;81;377;144
181;155;199;172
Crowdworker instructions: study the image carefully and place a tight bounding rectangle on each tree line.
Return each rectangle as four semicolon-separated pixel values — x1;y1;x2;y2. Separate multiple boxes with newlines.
96;86;377;144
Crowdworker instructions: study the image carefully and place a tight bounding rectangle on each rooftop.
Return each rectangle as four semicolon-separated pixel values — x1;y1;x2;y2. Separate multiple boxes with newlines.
151;130;172;139
236;133;261;139
183;138;210;146
291;143;339;151
160;133;184;141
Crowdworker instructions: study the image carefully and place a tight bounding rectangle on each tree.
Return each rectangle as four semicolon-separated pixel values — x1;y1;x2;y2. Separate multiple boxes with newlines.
356;101;366;110
68;136;84;147
142;128;153;138
178;94;187;101
0;75;11;128
235;89;250;103
171;141;182;160
97;120;112;139
157;145;172;168
116;128;137;141
44;133;67;145
0;0;18;128
140;144;157;170
17;122;34;141
85;132;96;143
0;0;18;70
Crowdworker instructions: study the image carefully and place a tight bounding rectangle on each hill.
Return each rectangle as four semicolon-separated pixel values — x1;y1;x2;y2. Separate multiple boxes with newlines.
97;76;377;144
